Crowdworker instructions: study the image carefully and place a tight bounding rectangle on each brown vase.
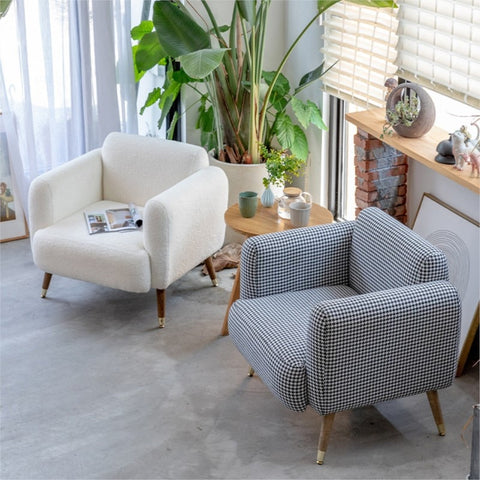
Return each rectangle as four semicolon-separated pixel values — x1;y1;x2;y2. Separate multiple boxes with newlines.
386;83;436;138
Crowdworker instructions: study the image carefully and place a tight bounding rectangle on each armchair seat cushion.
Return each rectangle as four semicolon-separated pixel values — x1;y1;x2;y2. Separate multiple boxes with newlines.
32;200;151;293
229;284;358;411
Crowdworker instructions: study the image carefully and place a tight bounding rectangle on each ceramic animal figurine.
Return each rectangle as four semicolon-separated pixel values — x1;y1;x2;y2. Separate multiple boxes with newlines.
465;142;480;177
384;77;398;100
451;130;472;171
451;124;480;176
435;135;455;165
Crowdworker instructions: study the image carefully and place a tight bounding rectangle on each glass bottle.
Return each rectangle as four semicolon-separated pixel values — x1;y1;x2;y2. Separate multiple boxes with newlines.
277;187;312;219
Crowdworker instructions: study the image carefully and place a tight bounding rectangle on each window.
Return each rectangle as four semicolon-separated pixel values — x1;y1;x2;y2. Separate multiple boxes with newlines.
396;0;480;109
321;2;398;108
0;0;145;214
321;0;480;220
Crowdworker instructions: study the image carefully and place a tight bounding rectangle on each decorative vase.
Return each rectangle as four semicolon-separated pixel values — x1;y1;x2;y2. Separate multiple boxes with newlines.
386;82;436;138
261;185;275;207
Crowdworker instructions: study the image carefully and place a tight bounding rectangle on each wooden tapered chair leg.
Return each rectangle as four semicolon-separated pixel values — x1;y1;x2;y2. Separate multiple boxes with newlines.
317;413;335;465
204;256;218;287
221;266;241;336
427;390;446;436
41;273;52;298
156;289;166;328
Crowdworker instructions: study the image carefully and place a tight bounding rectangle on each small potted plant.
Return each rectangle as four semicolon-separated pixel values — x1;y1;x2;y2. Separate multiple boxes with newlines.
382;91;419;138
260;145;305;207
382;82;435;138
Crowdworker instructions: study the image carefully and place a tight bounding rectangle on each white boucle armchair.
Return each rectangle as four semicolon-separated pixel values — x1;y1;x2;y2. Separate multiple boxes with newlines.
28;132;228;327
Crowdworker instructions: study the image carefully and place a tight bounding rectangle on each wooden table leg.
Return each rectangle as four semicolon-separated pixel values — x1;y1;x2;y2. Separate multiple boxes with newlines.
221;266;241;336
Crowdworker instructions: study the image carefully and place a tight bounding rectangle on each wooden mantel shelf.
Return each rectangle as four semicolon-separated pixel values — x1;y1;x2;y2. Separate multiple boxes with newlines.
346;107;480;195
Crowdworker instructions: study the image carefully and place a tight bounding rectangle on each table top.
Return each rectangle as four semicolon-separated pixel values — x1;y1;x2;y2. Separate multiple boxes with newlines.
224;201;333;237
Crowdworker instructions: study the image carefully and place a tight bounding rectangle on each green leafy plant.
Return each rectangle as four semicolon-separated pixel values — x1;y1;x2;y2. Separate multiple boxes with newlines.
0;0;12;18
260;145;305;188
382;91;420;138
132;0;397;164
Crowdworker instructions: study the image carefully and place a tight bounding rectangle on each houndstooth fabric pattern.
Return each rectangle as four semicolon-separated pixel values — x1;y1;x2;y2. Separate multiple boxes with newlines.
229;285;358;411
229;207;460;419
350;207;449;294
240;221;354;299
306;281;461;416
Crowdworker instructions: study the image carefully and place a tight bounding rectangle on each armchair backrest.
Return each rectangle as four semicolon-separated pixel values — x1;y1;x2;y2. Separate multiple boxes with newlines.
349;208;449;294
101;132;209;206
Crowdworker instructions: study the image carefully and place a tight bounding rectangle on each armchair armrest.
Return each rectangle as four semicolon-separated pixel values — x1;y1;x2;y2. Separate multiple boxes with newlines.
306;280;461;416
240;220;355;299
28;149;103;237
144;166;228;289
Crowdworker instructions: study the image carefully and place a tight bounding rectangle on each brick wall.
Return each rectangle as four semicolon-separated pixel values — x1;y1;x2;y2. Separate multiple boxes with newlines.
354;128;408;224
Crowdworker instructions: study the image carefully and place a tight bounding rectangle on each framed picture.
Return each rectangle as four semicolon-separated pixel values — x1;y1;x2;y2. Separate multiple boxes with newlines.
0;114;28;242
413;193;479;376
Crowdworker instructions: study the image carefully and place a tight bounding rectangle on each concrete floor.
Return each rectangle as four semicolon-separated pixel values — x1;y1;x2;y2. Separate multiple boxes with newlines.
1;238;478;480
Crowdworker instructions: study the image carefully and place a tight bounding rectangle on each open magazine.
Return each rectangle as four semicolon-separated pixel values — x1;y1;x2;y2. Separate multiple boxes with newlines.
84;203;142;234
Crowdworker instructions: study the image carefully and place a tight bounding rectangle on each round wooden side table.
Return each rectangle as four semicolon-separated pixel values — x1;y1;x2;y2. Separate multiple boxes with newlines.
221;201;333;335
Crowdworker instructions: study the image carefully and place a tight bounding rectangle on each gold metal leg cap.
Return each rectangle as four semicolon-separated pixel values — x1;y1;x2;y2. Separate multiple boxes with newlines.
158;317;165;328
316;450;325;465
438;424;446;436
212;279;218;287
248;367;255;377
41;289;47;298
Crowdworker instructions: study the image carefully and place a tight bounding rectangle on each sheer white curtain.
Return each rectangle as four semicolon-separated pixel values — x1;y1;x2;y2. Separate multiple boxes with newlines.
0;0;139;219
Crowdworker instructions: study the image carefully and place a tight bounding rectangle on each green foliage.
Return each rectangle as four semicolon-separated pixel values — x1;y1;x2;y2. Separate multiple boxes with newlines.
0;0;12;19
261;145;306;188
196;95;216;152
131;0;397;163
382;91;420;138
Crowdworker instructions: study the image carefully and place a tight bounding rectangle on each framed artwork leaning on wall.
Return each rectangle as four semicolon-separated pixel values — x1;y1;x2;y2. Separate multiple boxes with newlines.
0;113;28;242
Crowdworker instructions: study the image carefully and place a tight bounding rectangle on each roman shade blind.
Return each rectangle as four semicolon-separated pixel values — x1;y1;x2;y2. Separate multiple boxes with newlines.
395;0;480;109
321;3;398;108
321;0;480;109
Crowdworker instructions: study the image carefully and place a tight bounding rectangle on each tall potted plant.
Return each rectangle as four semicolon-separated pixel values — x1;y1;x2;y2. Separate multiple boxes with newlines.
131;0;396;202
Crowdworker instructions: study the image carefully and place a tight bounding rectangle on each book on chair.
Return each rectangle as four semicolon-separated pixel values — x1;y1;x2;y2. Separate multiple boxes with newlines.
84;203;142;234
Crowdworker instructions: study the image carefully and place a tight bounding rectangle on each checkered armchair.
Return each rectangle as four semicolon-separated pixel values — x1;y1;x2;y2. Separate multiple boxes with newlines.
228;207;461;464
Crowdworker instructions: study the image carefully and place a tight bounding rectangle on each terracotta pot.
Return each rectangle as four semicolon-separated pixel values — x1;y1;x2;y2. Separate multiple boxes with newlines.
386;83;436;138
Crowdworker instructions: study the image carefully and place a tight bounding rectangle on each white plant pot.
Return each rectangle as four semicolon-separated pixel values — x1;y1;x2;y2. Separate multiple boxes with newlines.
209;155;267;244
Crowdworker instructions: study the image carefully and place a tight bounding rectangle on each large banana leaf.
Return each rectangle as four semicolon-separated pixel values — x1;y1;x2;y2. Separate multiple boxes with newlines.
236;0;256;24
152;0;210;57
131;20;154;41
135;32;168;72
179;48;229;80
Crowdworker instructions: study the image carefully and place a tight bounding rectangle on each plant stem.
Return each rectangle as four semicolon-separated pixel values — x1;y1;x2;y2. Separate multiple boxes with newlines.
205;74;223;155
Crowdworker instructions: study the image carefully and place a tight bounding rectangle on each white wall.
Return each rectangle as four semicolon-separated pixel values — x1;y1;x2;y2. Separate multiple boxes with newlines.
283;0;325;205
407;163;480;226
